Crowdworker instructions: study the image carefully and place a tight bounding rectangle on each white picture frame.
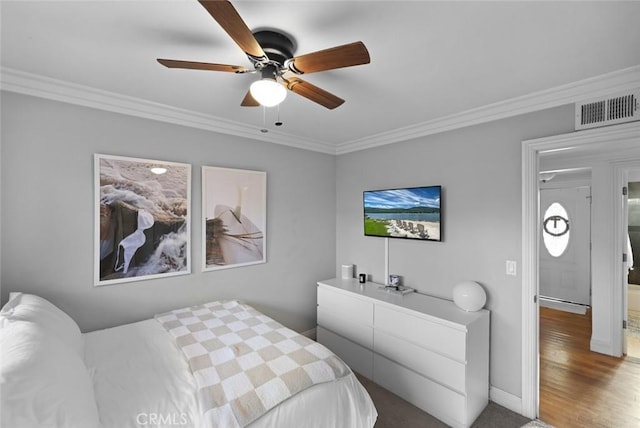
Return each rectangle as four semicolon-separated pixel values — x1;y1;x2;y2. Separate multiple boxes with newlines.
202;166;266;271
94;154;191;286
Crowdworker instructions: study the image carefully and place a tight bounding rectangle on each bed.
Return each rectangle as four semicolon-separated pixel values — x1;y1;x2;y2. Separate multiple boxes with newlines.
0;293;377;428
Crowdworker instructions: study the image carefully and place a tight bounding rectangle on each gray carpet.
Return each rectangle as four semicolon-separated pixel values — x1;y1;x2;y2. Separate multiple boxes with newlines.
356;373;542;428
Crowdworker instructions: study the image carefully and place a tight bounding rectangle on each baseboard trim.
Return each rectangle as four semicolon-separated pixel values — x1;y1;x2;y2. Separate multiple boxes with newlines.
300;327;317;340
490;385;522;415
539;297;588;315
590;337;616;356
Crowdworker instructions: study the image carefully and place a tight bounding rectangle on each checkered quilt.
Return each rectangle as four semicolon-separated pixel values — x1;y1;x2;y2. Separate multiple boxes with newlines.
155;300;350;427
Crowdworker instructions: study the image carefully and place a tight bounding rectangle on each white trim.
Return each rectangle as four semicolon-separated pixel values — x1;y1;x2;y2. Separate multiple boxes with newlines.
612;163;627;357
489;386;522;415
521;121;640;420
539;298;587;315
0;67;337;155
337;65;640;154
539;178;591;191
613;161;640;355
300;327;317;340
590;338;613;355
2;65;639;155
522;121;640;152
521;137;539;419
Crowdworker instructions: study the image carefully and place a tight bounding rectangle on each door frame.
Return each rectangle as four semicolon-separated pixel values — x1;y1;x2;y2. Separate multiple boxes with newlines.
521;121;640;419
615;165;640;356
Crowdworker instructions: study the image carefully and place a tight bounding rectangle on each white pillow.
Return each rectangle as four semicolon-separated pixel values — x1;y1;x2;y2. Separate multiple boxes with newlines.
0;321;100;428
0;293;84;357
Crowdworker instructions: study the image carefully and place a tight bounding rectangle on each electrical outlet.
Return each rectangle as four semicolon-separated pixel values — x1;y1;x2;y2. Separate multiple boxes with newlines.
506;260;517;276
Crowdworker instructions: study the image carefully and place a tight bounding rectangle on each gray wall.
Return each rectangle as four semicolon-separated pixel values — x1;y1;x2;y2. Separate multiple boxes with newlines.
2;89;581;402
1;92;336;333
335;106;574;399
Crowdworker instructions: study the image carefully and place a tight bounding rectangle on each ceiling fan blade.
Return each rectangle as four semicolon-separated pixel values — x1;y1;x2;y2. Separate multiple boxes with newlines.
284;78;345;110
198;0;267;61
241;90;260;107
157;59;248;73
286;41;370;75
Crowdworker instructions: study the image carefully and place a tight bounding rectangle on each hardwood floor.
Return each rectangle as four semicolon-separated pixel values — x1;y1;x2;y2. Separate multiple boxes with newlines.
539;307;640;427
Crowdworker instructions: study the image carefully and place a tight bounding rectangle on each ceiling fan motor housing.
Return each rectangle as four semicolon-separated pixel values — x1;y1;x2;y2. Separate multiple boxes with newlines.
252;30;295;66
157;0;368;110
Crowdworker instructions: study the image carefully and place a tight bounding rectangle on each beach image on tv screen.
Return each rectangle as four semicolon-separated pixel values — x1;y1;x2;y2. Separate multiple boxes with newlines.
364;186;441;241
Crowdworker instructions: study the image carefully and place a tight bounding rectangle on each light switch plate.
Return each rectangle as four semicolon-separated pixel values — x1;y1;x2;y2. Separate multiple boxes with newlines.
506;260;517;276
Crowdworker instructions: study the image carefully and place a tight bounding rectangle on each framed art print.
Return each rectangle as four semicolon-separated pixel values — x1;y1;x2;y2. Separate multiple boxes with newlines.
94;154;191;286
202;166;266;271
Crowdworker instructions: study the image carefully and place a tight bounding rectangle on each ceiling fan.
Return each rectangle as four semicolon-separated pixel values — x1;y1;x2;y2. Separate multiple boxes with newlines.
157;0;370;109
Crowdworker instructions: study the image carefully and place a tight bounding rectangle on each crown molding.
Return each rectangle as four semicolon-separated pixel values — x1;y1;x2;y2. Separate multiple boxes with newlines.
2;65;639;156
335;65;640;155
0;67;336;155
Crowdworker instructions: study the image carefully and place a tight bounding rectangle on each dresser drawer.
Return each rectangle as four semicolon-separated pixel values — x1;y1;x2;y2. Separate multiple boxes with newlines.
317;306;373;348
374;354;466;428
375;304;467;362
374;328;466;393
317;326;373;378
317;285;374;326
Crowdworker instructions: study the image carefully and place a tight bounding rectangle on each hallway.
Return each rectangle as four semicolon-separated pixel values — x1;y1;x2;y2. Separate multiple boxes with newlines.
539;307;640;427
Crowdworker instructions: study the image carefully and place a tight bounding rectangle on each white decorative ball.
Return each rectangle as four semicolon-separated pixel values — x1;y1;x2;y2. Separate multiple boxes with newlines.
453;281;487;312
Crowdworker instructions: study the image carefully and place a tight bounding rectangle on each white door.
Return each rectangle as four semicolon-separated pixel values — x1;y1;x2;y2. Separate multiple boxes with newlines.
540;187;591;305
623;178;630;356
624;172;640;356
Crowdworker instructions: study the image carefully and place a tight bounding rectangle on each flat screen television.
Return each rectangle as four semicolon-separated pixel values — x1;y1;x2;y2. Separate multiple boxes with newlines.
363;185;441;241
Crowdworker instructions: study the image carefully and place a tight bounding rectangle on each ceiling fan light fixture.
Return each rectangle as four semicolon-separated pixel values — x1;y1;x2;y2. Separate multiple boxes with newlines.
158;2;370;110
249;77;287;107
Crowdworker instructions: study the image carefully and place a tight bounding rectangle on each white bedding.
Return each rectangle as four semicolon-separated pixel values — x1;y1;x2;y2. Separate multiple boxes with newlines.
84;318;377;428
84;319;201;428
1;293;376;428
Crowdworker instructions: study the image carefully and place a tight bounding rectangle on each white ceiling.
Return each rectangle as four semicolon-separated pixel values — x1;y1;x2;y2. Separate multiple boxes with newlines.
2;1;640;154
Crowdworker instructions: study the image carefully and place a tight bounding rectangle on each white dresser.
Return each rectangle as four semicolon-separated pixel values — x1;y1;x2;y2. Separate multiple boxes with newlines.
317;278;490;428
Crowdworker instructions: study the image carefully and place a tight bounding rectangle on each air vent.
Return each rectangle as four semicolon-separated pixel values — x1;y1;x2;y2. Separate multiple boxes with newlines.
575;90;639;130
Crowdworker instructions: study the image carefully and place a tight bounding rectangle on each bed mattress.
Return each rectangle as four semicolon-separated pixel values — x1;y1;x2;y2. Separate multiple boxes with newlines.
84;318;377;428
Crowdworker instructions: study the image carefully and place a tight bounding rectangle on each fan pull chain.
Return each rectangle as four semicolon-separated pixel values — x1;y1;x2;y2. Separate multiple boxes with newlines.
260;106;268;133
275;104;283;127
